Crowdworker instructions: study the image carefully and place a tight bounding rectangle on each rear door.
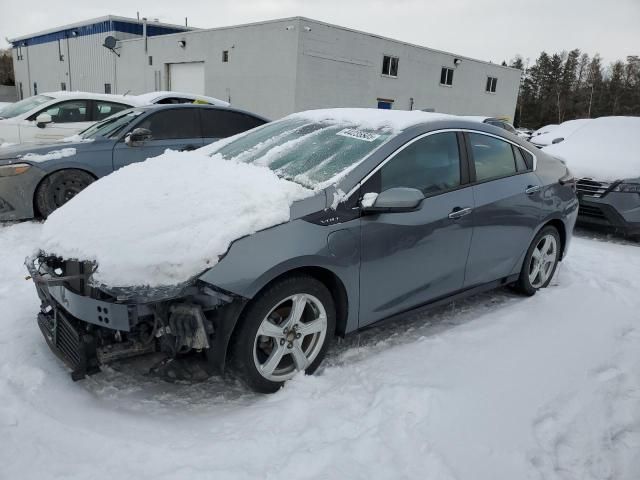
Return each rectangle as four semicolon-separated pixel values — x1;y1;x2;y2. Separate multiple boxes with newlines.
463;131;543;287
200;109;266;145
358;131;475;327
112;108;204;170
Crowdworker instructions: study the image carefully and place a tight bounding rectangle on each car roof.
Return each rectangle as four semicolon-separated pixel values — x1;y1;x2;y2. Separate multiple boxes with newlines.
131;103;270;121
133;91;230;107
44;91;145;106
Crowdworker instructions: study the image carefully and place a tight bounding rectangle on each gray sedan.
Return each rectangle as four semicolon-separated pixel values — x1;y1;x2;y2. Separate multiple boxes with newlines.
29;113;579;392
0;104;267;220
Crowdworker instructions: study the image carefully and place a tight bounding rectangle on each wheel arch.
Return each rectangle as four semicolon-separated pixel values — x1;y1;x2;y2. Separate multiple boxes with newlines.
540;217;567;260
32;167;98;218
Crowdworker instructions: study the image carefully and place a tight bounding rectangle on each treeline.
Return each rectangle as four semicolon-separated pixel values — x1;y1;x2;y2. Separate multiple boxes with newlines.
0;49;15;86
507;51;640;129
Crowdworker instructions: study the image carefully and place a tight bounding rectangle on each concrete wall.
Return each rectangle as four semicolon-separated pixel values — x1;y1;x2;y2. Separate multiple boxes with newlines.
115;19;301;119
293;19;521;120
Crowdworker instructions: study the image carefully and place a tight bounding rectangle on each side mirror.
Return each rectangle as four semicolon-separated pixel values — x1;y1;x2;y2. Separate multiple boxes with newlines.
36;113;52;129
360;187;424;214
551;137;565;144
125;128;153;147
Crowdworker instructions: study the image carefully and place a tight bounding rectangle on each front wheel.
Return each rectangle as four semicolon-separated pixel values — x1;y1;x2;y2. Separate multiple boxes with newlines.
35;169;95;218
231;276;336;393
515;226;561;296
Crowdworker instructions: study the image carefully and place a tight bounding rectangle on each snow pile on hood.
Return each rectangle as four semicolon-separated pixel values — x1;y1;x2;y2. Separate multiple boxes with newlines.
531;119;590;146
530;124;558;139
61;134;95;144
543;117;640;180
40;151;312;287
290;108;455;132
20;147;76;162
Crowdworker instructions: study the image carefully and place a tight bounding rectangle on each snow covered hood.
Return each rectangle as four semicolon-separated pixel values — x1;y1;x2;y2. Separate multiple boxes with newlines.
40;151;312;287
542;117;640;180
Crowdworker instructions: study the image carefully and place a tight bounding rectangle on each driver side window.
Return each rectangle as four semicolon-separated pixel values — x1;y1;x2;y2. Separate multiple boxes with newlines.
380;132;461;196
31;100;89;123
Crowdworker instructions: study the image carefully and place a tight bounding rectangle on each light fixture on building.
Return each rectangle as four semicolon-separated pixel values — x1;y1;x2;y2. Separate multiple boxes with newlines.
285;25;295;31
303;26;312;32
453;58;462;65
178;39;186;48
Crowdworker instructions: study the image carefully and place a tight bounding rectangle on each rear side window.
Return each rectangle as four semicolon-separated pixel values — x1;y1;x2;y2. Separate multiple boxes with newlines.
469;133;517;181
379;132;461;196
94;101;130;121
32;100;89;123
201;110;266;138
137;109;200;140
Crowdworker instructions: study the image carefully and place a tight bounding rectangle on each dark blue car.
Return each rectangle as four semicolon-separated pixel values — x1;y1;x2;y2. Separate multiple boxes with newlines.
0;104;268;219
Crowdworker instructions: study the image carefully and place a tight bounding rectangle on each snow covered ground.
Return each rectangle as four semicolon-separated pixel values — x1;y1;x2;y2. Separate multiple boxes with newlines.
1;221;639;480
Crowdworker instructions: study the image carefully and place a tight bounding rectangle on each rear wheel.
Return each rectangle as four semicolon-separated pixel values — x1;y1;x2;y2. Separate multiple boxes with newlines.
515;226;561;296
35;169;95;218
231;275;336;393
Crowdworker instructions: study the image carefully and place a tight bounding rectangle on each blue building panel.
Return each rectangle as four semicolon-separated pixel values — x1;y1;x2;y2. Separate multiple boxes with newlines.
12;19;187;47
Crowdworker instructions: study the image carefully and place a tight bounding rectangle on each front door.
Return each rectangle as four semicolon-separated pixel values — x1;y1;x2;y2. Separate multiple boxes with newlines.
112;108;204;170
358;131;474;327
463;132;544;287
21;99;92;143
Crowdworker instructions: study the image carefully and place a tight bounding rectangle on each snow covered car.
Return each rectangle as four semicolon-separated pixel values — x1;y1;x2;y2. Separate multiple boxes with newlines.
0;104;267;220
530;119;591;148
543;116;640;238
134;91;230;106
27;109;578;393
0;92;145;145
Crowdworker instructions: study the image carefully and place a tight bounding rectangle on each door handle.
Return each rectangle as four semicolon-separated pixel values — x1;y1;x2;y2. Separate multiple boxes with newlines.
180;145;197;152
525;185;542;195
448;206;473;219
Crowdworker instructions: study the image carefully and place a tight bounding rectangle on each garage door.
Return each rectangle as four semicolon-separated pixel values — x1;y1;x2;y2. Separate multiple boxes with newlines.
168;62;205;95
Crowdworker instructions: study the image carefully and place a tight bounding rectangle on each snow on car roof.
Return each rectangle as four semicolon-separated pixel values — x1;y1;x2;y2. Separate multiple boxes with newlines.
531;119;591;146
45;91;146;106
40;150;312;287
542;116;640;180
289;108;455;132
133;91;230;106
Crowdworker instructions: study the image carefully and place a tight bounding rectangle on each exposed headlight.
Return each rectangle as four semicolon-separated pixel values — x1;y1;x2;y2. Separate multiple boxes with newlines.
612;183;640;193
0;163;31;177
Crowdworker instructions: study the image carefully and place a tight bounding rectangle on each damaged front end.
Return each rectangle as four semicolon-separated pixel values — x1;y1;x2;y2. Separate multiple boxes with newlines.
26;253;247;381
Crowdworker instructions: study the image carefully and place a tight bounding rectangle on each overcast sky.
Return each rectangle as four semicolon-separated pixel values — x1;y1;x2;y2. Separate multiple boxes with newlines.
1;0;638;66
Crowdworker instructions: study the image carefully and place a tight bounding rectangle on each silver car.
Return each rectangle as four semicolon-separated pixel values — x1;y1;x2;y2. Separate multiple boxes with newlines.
28;113;579;393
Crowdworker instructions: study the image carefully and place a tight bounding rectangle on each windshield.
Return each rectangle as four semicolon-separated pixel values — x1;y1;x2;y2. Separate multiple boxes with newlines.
212;118;394;188
80;108;145;139
0;95;54;119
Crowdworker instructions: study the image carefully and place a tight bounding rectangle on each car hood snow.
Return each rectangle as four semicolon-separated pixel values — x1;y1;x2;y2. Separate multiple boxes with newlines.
39;150;313;287
542;116;640;181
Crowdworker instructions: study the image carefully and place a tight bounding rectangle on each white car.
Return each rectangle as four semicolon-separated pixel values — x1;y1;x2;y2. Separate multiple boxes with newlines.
0;92;145;145
530;119;591;148
132;91;230;107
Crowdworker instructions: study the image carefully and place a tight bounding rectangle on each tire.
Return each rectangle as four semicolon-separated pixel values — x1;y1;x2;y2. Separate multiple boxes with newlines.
230;275;336;393
35;169;95;218
515;226;561;296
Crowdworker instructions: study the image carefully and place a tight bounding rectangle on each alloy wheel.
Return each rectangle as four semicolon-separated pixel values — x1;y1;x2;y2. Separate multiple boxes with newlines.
253;293;327;382
528;234;558;288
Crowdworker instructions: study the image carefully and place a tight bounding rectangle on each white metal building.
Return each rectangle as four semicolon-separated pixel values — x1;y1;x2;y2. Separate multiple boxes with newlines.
11;16;521;120
9;16;190;99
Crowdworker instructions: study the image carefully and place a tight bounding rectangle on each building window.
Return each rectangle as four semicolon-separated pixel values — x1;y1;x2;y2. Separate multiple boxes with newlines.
33;82;38;95
222;50;229;62
486;76;498;93
60;82;67;91
58;40;64;61
381;55;399;77
16;46;23;61
148;56;153;66
377;98;394;110
440;67;454;86
104;83;112;94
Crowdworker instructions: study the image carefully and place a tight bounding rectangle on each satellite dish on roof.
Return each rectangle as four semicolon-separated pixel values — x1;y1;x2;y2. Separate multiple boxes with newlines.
102;36;120;56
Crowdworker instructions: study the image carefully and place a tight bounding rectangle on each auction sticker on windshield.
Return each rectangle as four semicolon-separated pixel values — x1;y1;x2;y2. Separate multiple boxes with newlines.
336;128;381;142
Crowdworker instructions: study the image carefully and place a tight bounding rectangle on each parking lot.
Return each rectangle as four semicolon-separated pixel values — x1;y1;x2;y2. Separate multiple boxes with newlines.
1;220;638;479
